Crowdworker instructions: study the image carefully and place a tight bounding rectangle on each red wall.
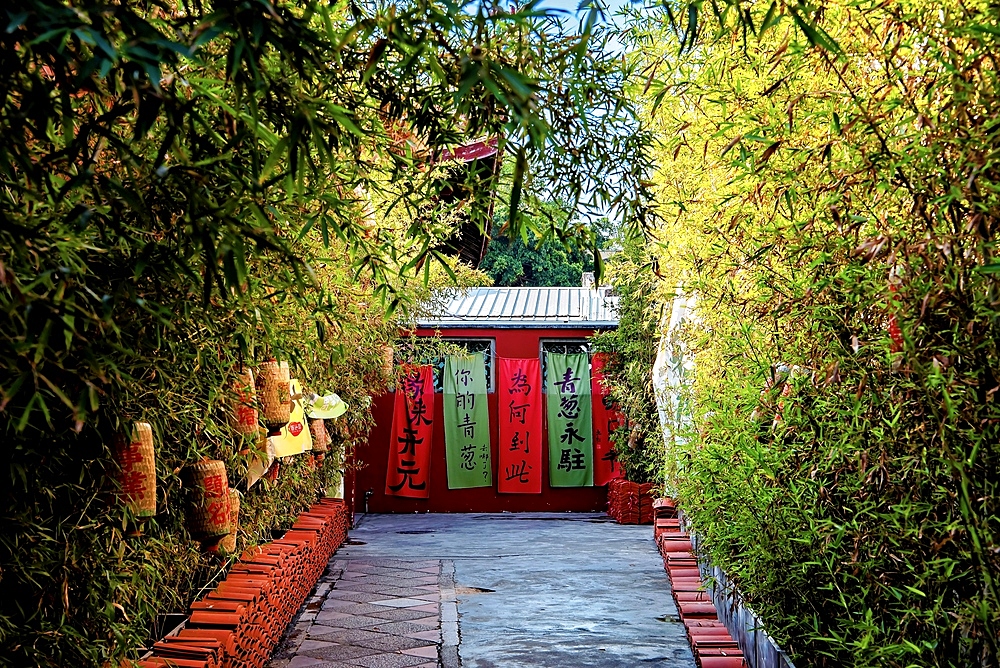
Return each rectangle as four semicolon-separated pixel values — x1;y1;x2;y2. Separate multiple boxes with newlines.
353;327;610;513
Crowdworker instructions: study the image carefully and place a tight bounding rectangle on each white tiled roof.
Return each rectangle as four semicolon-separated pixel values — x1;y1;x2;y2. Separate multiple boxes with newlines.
417;287;619;329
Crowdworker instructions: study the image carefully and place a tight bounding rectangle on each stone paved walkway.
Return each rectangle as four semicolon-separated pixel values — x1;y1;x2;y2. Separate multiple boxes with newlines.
271;513;695;668
268;558;449;668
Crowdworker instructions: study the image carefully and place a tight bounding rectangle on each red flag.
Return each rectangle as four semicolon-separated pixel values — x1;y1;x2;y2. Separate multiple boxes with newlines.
497;358;543;494
592;353;624;486
386;365;434;498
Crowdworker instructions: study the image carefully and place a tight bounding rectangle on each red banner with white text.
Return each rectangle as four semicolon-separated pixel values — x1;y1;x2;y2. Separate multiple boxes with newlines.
497;358;543;494
386;365;434;498
591;353;624;486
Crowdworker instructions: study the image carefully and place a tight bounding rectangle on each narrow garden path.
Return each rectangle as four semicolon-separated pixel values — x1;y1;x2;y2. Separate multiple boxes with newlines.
270;512;695;668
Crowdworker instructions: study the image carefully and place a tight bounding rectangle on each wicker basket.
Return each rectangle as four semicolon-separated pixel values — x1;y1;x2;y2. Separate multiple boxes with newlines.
309;418;329;453
217;488;240;553
183;459;231;540
231;367;259;436
381;345;395;379
256;360;290;433
115;422;157;518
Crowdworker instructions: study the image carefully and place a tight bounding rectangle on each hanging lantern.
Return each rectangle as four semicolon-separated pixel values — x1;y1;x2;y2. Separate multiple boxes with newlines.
256;360;290;435
309;418;329;453
216;489;241;554
114;422;157;518
381;345;395;379
183;459;231;541
230;367;258;436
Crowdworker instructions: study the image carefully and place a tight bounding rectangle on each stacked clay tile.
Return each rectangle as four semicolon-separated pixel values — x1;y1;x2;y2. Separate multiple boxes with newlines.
654;498;748;668
136;498;349;668
607;479;655;525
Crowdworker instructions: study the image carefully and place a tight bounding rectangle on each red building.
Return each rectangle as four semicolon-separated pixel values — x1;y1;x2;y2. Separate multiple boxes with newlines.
348;286;619;516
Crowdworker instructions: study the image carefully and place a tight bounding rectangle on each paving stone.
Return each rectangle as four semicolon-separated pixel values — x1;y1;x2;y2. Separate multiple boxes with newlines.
366;608;439;622
299;640;339;653
321;598;358;610
326;603;407;616
412;594;439;602
315;611;352;622
269;557;445;668
403;629;442;644
301;643;382;663
327;590;382;603
336;583;431;598
345;653;429;668
309;629;393;646
371;598;433;608
367;621;441;638
400;646;439;659
407;616;440;627
312;615;387;631
352;633;428;652
288;658;346;668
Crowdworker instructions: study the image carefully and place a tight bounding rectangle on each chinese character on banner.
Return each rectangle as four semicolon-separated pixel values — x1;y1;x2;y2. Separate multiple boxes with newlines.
497;358;543;494
443;354;492;489
386;365;434;498
591;353;625;485
545;352;593;487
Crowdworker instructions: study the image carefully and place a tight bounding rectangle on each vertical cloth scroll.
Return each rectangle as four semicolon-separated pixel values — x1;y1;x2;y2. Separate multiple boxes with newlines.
443;354;492;489
591;353;624;485
497;358;543;494
385;365;434;498
545;353;594;487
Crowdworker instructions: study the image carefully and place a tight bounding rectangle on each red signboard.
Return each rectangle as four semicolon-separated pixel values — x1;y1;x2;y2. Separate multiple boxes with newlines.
386;365;434;499
591;353;624;486
497;358;543;494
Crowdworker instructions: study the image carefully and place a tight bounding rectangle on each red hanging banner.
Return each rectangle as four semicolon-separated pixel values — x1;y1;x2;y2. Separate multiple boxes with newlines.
497;358;543;494
386;365;434;498
591;353;625;486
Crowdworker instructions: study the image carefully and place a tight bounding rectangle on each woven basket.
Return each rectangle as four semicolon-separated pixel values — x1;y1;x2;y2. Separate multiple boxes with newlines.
230;367;259;436
115;422;157;518
309;418;329;453
184;459;231;540
256;360;290;432
217;488;241;553
381;345;394;379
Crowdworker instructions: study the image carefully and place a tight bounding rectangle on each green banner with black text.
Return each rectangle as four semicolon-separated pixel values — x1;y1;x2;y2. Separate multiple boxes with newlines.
545;353;593;487
443;353;492;488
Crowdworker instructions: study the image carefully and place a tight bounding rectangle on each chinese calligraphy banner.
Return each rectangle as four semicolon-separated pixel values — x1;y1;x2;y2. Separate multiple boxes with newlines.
443;354;492;489
545;353;594;487
385;365;434;499
591;353;624;485
497;358;543;494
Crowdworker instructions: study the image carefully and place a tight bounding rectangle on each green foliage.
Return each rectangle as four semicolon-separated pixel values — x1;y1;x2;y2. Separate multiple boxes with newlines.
623;0;1000;665
481;208;595;286
590;239;663;483
0;1;654;666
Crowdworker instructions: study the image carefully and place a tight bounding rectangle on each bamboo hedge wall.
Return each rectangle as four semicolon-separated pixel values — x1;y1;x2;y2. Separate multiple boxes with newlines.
608;1;1000;666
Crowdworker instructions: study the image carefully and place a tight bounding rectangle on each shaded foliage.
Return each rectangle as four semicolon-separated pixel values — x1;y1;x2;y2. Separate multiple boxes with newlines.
0;1;654;665
622;0;1000;665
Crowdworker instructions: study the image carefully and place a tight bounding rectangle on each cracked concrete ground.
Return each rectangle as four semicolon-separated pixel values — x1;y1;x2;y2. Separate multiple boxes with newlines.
270;513;695;668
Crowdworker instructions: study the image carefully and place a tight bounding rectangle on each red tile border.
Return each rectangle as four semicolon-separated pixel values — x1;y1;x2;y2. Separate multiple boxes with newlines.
653;497;749;668
137;498;350;668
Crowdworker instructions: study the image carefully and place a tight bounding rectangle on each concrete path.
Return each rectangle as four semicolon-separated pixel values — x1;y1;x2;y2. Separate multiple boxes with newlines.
270;513;695;668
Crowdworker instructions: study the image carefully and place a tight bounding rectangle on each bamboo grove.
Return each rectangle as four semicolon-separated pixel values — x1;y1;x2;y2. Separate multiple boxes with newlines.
595;1;1000;666
0;1;652;665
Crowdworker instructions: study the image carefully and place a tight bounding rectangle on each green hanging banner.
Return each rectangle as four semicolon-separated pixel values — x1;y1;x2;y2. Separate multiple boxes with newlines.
443;353;493;489
545;352;594;487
